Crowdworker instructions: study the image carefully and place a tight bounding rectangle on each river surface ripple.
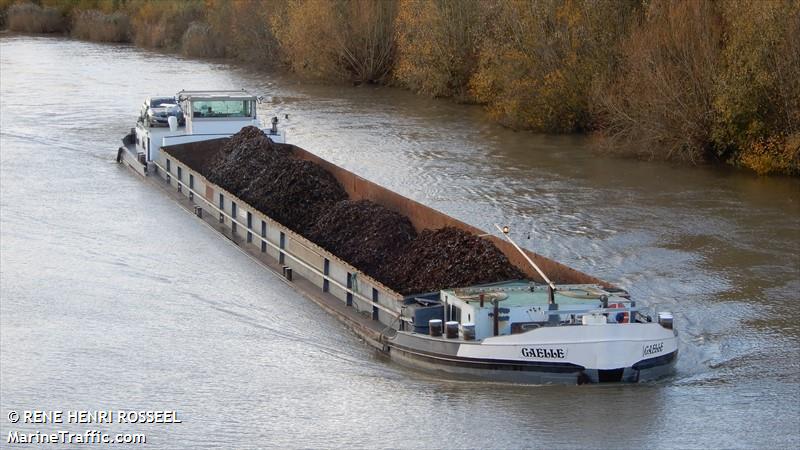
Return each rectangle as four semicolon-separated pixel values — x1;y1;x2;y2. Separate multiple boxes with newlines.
1;36;799;449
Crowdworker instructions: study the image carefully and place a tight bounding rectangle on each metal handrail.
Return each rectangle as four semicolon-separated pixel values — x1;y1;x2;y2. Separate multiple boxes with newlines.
153;160;409;322
542;306;641;316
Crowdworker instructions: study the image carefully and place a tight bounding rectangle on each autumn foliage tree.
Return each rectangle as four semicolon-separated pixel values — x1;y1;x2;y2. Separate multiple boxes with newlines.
712;0;800;174
275;0;396;83
592;0;722;163
469;0;640;133
6;1;65;32
204;0;285;66
593;0;799;173
71;9;130;42
394;0;484;100
128;0;204;49
4;0;797;174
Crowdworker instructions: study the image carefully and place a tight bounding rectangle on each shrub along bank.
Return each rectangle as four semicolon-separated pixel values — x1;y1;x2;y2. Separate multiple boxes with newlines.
4;0;797;175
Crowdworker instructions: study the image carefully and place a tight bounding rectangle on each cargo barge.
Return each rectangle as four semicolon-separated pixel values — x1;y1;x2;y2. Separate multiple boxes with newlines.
117;90;677;384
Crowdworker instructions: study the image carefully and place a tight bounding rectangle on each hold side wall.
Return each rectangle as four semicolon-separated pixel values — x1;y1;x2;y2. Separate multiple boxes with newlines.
162;138;608;287
289;145;607;287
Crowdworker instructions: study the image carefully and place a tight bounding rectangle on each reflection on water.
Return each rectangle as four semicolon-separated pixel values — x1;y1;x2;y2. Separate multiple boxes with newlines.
1;36;798;448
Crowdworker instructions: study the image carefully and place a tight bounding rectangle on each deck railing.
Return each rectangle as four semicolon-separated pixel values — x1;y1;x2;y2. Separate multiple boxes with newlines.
152;159;411;324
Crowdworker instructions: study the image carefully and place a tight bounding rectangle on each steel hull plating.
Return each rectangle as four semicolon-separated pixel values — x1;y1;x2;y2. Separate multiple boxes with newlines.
387;328;678;384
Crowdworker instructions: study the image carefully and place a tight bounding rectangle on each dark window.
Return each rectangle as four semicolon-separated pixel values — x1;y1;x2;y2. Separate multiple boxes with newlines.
450;305;462;323
189;174;194;190
346;273;353;306
279;232;285;264
218;193;224;209
246;212;253;242
192;100;253;118
261;221;267;252
166;159;171;173
372;288;379;320
323;259;330;292
231;202;238;234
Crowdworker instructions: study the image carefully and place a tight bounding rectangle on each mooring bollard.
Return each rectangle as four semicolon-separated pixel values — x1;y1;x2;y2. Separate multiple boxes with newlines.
429;319;443;337
194;206;203;218
282;266;293;281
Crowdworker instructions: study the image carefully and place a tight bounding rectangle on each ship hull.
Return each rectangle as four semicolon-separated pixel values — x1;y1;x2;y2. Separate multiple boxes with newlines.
387;328;678;384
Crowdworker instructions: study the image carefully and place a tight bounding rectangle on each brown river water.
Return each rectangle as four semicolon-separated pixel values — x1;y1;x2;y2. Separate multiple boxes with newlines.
1;36;798;448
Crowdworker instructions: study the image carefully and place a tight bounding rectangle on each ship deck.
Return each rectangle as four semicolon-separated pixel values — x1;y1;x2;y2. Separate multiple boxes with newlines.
448;281;625;308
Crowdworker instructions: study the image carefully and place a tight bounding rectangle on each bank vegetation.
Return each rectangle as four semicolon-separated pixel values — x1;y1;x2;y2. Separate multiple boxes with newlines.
2;0;797;175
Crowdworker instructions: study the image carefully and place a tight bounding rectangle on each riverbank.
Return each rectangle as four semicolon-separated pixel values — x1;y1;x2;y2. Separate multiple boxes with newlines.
2;0;798;175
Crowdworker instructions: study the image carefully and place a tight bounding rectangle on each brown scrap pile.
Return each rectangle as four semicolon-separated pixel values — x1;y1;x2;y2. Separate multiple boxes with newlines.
172;127;525;294
238;158;348;235
206;126;293;193
307;200;417;281
386;227;526;295
205;126;347;235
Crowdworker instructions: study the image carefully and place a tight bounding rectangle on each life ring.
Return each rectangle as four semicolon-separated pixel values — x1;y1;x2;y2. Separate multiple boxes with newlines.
609;303;629;323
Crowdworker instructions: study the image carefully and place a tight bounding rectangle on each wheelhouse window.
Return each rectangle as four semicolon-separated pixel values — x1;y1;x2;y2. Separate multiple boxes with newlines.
191;100;253;118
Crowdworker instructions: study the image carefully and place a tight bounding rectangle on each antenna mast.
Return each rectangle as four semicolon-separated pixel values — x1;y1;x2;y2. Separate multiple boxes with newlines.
494;224;557;304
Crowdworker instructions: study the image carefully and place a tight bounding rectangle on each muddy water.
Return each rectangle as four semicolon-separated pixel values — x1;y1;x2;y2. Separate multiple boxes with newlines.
1;36;798;448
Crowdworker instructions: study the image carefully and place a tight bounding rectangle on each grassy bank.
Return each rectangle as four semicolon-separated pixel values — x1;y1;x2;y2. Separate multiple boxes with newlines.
3;0;797;175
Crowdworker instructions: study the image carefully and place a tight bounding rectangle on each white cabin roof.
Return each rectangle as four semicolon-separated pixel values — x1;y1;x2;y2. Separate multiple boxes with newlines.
177;89;256;101
444;281;627;308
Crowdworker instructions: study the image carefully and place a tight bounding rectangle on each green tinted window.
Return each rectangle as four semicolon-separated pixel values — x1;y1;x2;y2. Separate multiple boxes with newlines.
192;100;253;118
